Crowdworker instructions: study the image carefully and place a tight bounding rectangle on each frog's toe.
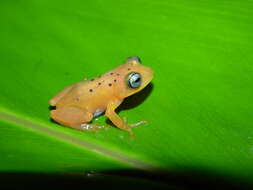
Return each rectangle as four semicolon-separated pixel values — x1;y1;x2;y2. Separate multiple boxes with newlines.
122;117;147;128
128;120;148;128
80;123;107;132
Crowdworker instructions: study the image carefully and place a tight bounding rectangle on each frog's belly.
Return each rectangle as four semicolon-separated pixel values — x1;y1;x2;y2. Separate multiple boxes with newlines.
93;109;105;118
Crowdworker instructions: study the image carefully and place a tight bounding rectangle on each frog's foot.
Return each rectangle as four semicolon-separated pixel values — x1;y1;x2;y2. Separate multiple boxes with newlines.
123;117;148;128
128;120;148;127
80;123;107;132
121;117;148;138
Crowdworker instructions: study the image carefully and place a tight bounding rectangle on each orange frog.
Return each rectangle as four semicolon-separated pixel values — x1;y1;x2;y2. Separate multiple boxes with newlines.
49;56;153;135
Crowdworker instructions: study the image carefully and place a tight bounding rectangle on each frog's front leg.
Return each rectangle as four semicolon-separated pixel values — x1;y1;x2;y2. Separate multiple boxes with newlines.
51;106;106;132
105;100;135;136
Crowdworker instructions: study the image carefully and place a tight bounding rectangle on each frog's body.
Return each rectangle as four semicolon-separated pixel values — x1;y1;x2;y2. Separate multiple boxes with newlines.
49;56;153;135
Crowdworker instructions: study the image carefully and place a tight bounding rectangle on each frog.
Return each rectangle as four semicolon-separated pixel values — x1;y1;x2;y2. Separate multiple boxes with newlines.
49;56;153;136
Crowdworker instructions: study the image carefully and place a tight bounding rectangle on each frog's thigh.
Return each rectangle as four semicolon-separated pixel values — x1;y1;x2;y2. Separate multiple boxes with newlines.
51;106;92;130
105;101;133;135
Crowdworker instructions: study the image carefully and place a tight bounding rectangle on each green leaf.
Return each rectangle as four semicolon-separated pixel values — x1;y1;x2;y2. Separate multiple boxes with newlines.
1;0;253;187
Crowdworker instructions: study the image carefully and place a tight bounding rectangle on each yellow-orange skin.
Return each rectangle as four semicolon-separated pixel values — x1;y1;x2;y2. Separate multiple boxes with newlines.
49;57;153;135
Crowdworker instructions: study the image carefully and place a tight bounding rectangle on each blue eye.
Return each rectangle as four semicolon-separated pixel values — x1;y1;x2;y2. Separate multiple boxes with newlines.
127;56;141;64
127;72;142;88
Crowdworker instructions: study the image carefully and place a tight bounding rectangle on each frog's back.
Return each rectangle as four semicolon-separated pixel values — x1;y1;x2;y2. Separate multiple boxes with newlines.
50;60;152;109
50;80;90;107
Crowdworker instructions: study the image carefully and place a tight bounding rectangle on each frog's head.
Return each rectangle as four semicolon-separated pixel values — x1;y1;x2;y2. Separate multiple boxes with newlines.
119;56;153;98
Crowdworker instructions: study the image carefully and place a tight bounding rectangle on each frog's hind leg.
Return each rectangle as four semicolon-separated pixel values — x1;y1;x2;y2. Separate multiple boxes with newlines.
51;106;91;130
51;106;106;132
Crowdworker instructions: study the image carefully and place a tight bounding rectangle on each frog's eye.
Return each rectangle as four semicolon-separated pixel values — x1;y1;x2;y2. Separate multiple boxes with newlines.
127;72;142;88
126;56;141;65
